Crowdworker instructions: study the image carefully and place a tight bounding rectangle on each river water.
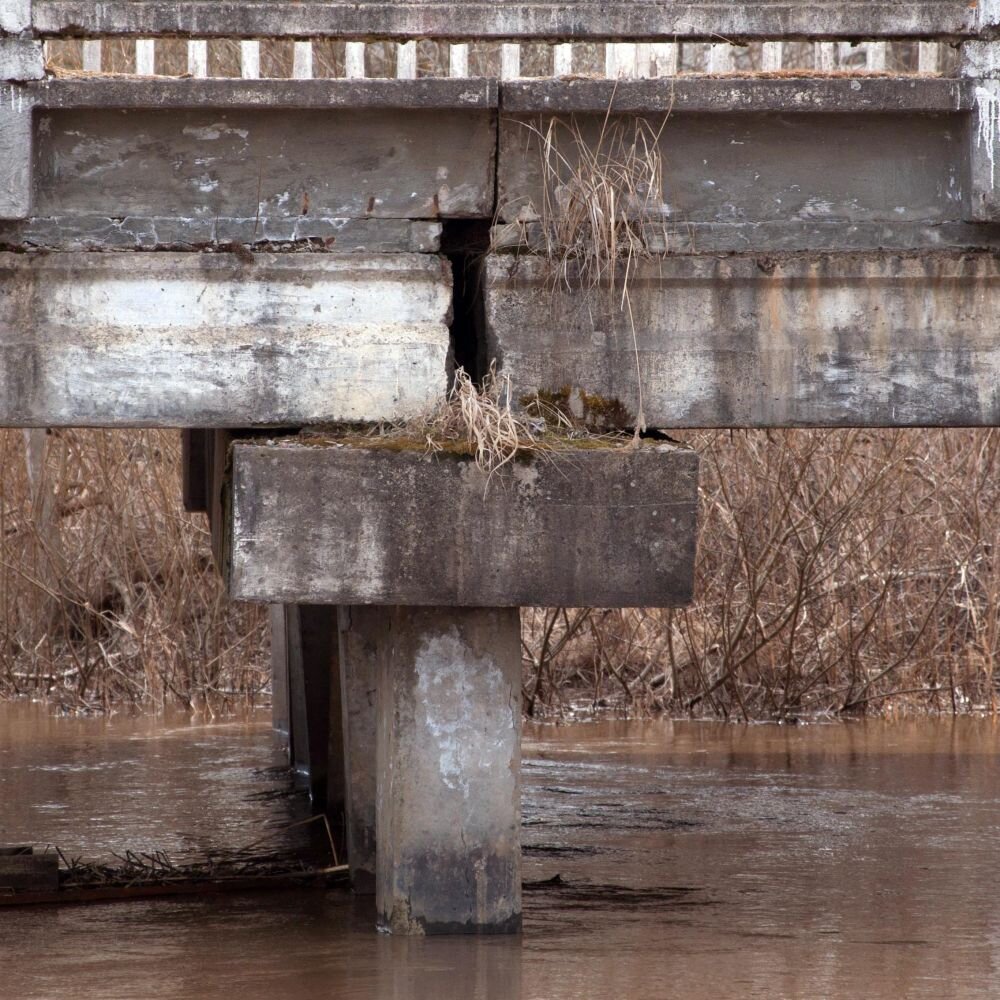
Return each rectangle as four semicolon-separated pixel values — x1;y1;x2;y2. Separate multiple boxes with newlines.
2;703;999;999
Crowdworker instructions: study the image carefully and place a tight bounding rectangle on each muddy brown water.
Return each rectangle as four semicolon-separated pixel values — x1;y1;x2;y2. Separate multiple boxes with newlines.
2;703;1000;999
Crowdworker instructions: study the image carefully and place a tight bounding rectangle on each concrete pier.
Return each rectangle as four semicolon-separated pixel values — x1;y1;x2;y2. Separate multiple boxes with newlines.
377;606;522;935
338;605;381;894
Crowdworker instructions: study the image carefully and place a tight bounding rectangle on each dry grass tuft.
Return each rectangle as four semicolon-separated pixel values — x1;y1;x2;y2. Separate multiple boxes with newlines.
505;112;670;298
422;365;540;477
337;365;595;481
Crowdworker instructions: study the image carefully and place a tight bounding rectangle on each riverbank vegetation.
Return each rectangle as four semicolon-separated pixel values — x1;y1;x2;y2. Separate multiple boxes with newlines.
1;428;997;719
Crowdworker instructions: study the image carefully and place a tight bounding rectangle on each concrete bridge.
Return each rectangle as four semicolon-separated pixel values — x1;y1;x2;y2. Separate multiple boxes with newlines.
2;0;999;934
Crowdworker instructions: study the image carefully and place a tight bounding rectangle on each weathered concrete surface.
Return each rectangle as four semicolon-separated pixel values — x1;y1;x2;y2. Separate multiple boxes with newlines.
338;605;382;895
32;106;494;224
502;78;970;115
498;112;968;251
377;606;521;935
32;0;981;39
0;89;31;219
227;441;699;608
32;77;497;111
485;252;1000;428
0;0;32;34
0;252;452;426
0;39;42;80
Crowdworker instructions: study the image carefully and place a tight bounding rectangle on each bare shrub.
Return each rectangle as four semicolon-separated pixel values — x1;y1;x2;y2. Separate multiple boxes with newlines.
0;429;268;712
523;429;1000;720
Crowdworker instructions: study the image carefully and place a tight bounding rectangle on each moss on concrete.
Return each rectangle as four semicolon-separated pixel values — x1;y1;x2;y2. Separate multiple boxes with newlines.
521;385;635;430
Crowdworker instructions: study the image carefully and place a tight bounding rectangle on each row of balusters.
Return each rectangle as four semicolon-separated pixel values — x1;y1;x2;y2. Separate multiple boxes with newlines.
49;38;956;79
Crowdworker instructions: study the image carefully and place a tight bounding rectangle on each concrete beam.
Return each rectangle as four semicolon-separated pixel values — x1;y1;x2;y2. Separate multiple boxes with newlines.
485;252;1000;429
227;440;699;608
21;103;494;235
967;81;1000;220
962;43;1000;221
338;605;382;894
491;219;1000;257
498;110;968;253
501;77;970;115
0;87;32;219
0;217;442;253
30;77;497;111
31;1;979;40
377;606;521;935
0;252;451;427
0;39;42;78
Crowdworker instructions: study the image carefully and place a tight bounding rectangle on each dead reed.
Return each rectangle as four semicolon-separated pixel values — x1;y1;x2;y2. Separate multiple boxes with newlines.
0;428;268;712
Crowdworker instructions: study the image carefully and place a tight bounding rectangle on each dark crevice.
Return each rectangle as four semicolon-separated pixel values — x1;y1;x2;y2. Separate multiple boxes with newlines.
442;219;492;386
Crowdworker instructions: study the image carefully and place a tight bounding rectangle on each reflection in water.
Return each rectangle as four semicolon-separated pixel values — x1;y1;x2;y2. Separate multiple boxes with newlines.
2;704;1000;999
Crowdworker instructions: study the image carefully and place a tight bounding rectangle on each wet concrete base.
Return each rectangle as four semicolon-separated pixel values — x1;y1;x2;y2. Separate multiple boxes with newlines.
376;606;522;935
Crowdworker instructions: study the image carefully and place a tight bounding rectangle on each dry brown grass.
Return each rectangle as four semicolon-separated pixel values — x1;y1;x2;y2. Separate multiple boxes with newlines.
511;113;670;296
414;365;543;477
0;429;268;712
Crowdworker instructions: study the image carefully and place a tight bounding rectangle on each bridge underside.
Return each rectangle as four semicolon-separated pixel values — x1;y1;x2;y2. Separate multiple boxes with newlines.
3;19;1000;931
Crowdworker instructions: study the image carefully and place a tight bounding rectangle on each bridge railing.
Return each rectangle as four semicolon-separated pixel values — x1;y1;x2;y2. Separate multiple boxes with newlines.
15;0;995;80
39;36;961;80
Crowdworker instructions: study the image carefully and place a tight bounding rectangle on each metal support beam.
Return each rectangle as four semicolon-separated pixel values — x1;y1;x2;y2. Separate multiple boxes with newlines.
269;604;290;741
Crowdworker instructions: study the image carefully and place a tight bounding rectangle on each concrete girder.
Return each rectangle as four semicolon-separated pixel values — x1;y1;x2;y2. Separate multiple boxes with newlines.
0;253;452;427
485;252;1000;429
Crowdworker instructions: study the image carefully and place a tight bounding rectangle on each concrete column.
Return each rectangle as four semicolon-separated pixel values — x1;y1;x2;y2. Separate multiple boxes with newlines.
284;604;344;819
377;606;522;935
269;604;290;739
338;605;381;894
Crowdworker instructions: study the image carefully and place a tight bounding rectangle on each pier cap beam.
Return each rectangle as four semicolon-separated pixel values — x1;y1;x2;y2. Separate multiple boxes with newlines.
227;441;699;608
